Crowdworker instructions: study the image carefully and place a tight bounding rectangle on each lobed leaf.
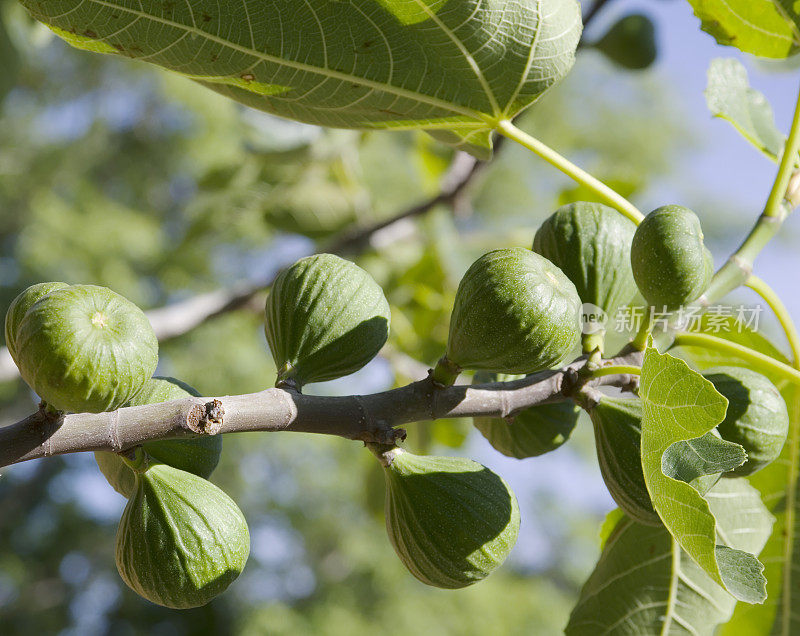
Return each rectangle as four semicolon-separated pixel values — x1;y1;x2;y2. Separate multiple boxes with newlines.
686;0;800;59
639;344;767;603
566;479;774;634
662;432;745;489
680;321;800;634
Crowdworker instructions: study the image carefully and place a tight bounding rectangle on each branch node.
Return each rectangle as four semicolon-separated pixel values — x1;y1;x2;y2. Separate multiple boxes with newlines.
109;409;122;452
576;386;604;410
37;401;62;424
730;254;753;277
561;366;581;398
366;442;403;468
276;377;301;393
184;400;224;435
619;374;640;394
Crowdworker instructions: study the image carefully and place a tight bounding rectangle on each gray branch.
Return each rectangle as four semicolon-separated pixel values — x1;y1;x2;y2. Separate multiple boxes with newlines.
0;348;642;469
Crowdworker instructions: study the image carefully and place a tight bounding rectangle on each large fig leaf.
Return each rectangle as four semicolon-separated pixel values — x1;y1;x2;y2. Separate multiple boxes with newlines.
705;58;786;163
639;344;767;603
686;0;800;59
20;0;582;158
566;479;774;635
679;319;800;635
734;383;800;635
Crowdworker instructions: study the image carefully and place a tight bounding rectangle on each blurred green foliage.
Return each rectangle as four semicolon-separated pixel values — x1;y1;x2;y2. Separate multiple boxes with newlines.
0;4;693;634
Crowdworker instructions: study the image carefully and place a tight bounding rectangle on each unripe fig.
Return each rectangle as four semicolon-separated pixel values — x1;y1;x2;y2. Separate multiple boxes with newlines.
472;371;579;458
630;205;713;309
96;377;223;497
11;284;158;412
382;449;519;588
4;282;69;363
703;366;789;476
533;202;637;319
95;450;138;500
435;248;581;384
265;254;390;387
594;14;657;70
590;395;728;525
134;377;222;476
115;463;249;609
589;396;661;526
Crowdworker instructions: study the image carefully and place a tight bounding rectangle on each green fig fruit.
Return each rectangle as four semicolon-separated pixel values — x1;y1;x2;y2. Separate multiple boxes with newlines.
265;254;391;387
382;449;520;588
12;284;158;413
589;396;661;526
472;371;580;458
115;463;249;609
630;205;714;309
590;395;732;525
594;14;657;71
703;366;789;476
434;248;581;384
96;377;223;497
4;282;69;363
532;201;637;320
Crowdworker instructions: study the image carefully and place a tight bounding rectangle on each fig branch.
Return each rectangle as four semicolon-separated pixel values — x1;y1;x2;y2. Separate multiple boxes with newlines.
0;348;643;470
745;275;800;368
671;332;800;385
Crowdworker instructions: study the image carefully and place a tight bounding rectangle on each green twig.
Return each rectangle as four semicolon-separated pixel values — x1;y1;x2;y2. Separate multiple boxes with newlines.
430;355;461;387
672;332;800;386
494;119;645;225
746;275;800;369
582;331;606;357
631;305;654;351
590;364;642;378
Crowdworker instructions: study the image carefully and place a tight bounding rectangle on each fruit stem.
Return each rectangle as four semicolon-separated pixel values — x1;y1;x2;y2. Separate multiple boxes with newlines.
699;81;800;305
494;119;645;225
745;274;800;369
672;332;800;386
631;305;654;351
366;443;403;468
120;447;149;473
590;364;642;378
430;355;461;387
582;331;605;357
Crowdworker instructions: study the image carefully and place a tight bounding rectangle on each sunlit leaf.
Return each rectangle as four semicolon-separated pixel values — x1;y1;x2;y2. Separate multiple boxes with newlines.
567;479;773;634
21;0;583;158
680;319;800;635
686;0;800;59
639;345;767;603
